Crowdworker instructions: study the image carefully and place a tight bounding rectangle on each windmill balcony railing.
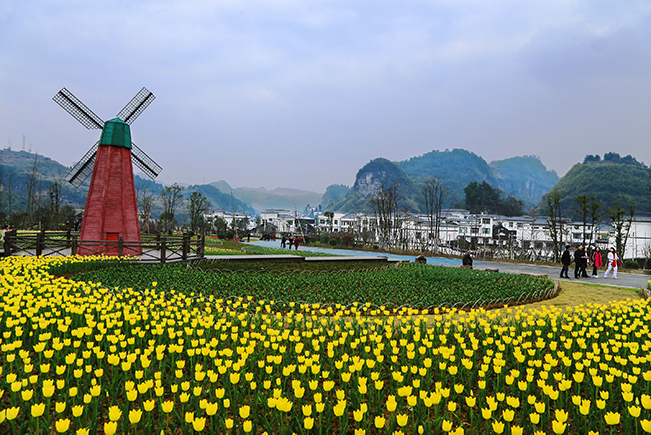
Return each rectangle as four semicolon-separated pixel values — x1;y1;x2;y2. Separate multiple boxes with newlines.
2;230;204;264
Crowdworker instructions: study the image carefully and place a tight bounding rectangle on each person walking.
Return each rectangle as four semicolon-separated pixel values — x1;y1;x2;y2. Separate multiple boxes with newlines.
281;235;287;249
294;238;300;250
604;247;619;279
462;250;473;268
560;245;571;278
591;247;603;277
581;247;590;278
574;245;586;278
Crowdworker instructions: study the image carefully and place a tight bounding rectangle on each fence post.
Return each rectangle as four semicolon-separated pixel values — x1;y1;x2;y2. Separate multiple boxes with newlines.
71;235;78;256
36;229;45;256
66;227;72;248
160;237;167;264
199;235;205;257
3;231;11;257
118;236;124;257
182;233;189;261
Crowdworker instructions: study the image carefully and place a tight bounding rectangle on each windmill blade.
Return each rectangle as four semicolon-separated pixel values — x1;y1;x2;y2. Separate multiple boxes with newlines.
53;88;104;129
131;143;162;179
65;142;98;188
117;87;155;125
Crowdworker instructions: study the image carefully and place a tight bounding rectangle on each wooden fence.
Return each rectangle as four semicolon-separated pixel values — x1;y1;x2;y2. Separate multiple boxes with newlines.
2;230;204;264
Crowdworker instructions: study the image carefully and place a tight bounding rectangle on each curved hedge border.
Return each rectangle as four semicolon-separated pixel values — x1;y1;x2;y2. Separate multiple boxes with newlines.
58;261;557;315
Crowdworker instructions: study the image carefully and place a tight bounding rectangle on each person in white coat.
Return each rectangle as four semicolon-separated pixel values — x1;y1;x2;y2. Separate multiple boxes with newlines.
604;247;618;279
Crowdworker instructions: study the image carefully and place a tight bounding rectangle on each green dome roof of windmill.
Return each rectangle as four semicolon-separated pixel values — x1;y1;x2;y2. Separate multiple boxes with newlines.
99;118;132;149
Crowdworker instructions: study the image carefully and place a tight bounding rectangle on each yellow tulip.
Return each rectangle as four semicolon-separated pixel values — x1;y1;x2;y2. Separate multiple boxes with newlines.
31;403;46;418
243;420;252;433
375;416;386;428
628;406;641;418
442;420;453;432
225;418;234;429
239;405;251;419
55;419;71;433
104;421;118;435
108;405;122;421
193;417;206;432
552;420;566;434
555;409;568;423
304;417;315;430
386;395;397;412
640;419;651;433
530;413;540;425
491;421;504;434
481;407;492;420
6;407;19;421
334;400;346;417
72;404;84;418
129;408;142;424
502;409;515;422
396;413;409;427
144;399;155;412
161;401;174;413
604;412;621;425
56;402;66;413
642;395;651;410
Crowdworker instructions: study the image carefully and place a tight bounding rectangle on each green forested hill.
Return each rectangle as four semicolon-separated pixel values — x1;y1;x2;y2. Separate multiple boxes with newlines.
490;156;559;206
397;149;496;206
540;158;651;216
330;158;420;212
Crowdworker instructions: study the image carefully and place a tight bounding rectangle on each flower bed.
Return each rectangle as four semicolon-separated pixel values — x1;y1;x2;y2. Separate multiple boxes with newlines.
1;256;649;434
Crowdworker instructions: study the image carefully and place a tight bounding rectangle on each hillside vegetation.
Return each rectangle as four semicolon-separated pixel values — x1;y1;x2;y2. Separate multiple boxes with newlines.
540;156;651;216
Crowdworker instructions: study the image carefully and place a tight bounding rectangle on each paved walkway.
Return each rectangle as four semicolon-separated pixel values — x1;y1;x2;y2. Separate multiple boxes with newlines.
472;260;648;290
244;240;649;290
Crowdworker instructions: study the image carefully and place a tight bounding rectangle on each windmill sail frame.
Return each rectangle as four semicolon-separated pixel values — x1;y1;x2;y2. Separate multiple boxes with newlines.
53;88;104;130
117;87;155;125
65;142;98;188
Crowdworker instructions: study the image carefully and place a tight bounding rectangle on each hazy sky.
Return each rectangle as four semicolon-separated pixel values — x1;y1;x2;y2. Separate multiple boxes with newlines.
2;1;650;193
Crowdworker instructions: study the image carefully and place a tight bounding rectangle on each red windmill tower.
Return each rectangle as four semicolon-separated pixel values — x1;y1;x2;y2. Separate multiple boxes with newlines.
53;88;161;256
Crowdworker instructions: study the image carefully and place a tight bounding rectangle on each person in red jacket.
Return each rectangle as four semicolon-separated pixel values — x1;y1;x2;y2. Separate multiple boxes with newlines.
591;246;603;277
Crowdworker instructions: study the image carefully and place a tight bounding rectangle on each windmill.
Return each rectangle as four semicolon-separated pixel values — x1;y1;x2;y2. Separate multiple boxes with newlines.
53;87;161;255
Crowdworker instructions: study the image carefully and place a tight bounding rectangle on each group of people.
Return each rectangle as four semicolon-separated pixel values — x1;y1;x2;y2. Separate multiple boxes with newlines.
280;235;301;251
560;245;619;279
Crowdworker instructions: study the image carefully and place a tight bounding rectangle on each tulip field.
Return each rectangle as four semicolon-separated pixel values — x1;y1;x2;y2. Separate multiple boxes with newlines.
1;255;651;434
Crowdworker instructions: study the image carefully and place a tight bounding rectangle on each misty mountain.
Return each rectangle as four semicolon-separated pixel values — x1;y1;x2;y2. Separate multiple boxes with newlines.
323;149;559;213
210;180;322;212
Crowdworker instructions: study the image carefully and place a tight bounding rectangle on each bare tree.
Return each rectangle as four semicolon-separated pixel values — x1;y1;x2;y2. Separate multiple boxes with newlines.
572;195;591;245
588;196;603;246
48;180;61;216
544;190;565;262
159;183;183;233
187;191;210;234
24;152;41;228
421;177;448;253
137;184;156;234
607;200;635;261
368;183;400;250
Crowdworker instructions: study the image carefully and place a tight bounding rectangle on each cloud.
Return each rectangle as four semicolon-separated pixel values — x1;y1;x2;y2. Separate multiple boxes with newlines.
2;0;651;193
